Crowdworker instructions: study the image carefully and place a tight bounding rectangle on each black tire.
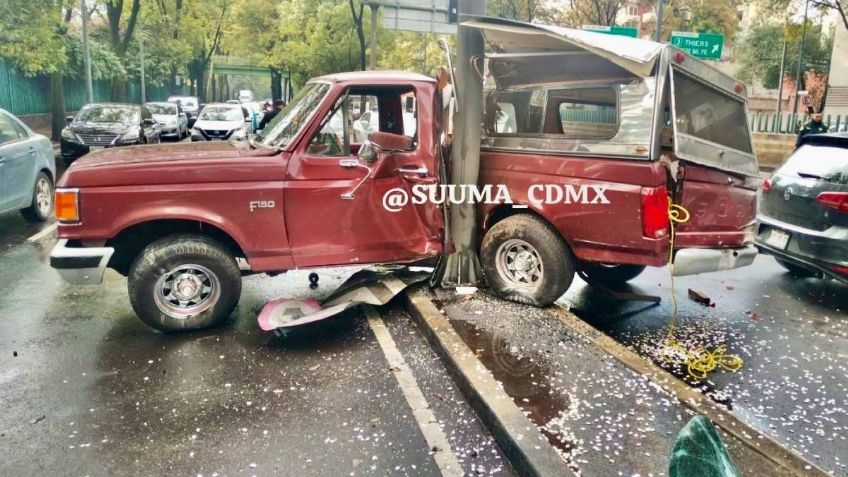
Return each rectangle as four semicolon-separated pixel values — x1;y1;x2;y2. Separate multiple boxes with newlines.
481;214;575;306
580;263;646;286
20;171;53;222
128;234;241;332
775;258;816;278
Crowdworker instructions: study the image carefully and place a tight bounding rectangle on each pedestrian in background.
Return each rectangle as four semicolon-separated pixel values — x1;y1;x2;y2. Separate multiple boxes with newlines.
258;99;286;131
796;106;829;147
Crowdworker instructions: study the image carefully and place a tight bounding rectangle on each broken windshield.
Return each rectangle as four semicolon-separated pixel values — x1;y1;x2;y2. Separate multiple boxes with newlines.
258;82;331;149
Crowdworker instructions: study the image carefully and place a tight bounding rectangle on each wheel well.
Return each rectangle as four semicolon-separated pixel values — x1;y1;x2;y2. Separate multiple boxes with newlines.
483;206;571;248
40;168;54;183
106;220;246;276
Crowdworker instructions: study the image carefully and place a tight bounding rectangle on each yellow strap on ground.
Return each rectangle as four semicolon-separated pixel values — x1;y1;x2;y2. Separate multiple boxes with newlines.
663;201;743;381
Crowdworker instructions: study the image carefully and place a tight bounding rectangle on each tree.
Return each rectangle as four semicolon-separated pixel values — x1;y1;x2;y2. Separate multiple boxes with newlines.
757;0;848;31
642;0;743;42
185;0;230;102
349;0;367;71
736;21;832;89
488;0;550;22
103;0;142;100
558;0;624;27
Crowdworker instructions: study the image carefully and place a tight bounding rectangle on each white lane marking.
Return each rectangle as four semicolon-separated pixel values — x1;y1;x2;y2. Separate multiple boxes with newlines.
364;306;464;477
27;223;57;242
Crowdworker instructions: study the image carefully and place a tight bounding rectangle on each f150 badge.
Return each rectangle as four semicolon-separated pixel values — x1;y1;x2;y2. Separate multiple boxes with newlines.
249;200;276;212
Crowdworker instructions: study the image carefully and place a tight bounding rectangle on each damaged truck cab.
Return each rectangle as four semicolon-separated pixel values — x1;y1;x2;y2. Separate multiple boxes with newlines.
50;18;759;332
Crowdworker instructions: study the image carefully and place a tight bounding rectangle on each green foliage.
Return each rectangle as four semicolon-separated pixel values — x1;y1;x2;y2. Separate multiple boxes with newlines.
65;34;127;81
736;21;833;88
0;0;67;76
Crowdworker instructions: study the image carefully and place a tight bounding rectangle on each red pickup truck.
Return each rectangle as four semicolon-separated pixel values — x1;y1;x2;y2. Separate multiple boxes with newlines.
51;19;759;332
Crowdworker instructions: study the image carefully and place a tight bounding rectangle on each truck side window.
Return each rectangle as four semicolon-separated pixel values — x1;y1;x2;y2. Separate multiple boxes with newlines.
548;87;618;139
308;104;346;157
487;89;544;135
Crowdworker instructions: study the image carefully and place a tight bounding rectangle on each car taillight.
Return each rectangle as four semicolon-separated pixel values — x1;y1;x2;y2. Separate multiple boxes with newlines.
816;192;848;213
641;186;670;239
830;263;848;276
55;188;80;222
762;178;772;193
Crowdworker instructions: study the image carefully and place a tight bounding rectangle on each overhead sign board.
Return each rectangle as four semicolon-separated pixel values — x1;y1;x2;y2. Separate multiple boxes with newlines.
369;0;457;34
582;25;639;38
670;32;724;60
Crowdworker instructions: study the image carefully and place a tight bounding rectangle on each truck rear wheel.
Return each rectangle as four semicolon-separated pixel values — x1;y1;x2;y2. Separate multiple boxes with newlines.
580;263;646;286
128;234;241;332
481;214;575;306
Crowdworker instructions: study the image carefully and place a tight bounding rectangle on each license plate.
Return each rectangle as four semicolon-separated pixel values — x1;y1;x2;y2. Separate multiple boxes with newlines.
766;229;790;249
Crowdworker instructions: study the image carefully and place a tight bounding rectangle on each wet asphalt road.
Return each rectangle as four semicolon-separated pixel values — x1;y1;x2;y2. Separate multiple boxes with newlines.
0;226;512;476
564;257;848;475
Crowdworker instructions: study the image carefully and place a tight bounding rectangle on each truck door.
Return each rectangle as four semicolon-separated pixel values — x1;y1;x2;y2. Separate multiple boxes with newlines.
284;83;444;268
668;65;759;250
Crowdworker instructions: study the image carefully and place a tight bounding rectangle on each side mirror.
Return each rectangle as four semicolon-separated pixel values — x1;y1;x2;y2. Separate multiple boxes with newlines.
358;140;380;163
65;116;74;124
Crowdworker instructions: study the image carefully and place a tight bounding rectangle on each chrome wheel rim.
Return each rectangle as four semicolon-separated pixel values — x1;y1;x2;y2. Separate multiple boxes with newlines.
153;264;220;319
35;178;52;216
495;239;543;289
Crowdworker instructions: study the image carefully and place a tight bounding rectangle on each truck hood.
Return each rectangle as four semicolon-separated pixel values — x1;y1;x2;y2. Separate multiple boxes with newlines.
73;141;264;168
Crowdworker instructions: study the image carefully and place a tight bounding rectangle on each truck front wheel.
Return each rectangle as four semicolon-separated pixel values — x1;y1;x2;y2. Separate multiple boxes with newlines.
481;214;575;307
128;234;242;332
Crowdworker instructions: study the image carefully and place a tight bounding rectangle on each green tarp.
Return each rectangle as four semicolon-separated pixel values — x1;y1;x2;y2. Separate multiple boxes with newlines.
669;416;742;477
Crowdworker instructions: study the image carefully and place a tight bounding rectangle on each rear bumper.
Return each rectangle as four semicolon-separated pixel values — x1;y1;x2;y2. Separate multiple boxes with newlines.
672;246;758;276
755;216;848;284
50;239;114;285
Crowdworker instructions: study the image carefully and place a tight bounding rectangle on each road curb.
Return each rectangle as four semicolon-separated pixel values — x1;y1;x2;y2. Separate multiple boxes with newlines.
550;306;829;477
402;286;574;477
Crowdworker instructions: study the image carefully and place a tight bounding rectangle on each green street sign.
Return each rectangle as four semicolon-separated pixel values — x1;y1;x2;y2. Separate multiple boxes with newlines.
582;25;639;38
670;32;724;60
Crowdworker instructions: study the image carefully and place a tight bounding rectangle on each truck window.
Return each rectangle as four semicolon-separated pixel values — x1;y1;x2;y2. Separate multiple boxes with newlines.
487;89;544;135
548;87;617;139
673;72;752;154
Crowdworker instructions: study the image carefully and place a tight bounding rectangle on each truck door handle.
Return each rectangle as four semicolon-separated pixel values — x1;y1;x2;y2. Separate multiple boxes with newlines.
338;158;372;200
397;165;428;177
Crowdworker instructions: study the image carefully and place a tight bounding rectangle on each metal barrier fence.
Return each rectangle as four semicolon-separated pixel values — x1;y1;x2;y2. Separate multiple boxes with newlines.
749;112;847;135
0;59;186;117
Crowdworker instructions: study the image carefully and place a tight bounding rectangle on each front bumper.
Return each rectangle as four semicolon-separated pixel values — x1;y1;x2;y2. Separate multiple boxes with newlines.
60;140;90;160
672;246;758;276
50;239;115;285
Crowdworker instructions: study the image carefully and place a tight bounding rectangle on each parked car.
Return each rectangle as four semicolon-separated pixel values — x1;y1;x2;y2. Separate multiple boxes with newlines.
756;134;848;284
191;103;252;141
238;90;254;103
60;103;161;164
167;95;200;127
0;109;56;222
50;19;758;332
145;101;188;140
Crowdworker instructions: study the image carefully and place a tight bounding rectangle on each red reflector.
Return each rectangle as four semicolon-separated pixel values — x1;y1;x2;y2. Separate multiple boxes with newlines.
641;186;670;239
674;52;686;64
762;178;772;193
816;192;848;213
830;263;848;275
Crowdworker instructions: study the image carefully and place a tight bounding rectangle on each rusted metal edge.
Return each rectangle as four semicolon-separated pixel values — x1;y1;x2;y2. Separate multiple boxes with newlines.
549;305;829;477
401;286;575;477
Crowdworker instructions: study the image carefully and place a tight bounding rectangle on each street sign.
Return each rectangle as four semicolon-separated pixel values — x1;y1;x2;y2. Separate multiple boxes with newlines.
670;32;724;60
582;25;639;38
369;0;457;34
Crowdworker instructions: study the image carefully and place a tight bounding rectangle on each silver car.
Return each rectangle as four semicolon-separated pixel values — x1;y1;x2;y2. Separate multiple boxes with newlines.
145;101;188;140
0;108;56;222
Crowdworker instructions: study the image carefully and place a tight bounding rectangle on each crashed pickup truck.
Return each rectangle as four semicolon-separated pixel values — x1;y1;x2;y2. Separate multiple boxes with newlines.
50;18;759;332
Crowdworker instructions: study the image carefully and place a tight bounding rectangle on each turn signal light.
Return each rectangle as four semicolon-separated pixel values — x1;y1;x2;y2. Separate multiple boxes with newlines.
55;188;80;222
641;186;670;239
816;192;848;213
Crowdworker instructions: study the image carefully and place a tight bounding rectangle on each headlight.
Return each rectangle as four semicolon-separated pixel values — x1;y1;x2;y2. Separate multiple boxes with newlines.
61;128;78;142
119;130;139;143
192;127;203;136
231;127;246;139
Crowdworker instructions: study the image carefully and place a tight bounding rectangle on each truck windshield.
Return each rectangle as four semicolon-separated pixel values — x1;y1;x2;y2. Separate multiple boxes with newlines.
259;82;331;149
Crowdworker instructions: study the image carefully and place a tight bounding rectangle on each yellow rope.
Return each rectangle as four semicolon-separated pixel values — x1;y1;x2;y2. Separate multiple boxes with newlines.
663;201;743;381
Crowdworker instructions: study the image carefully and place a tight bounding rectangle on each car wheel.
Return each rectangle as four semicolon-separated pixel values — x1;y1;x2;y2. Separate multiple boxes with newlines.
21;172;53;222
481;214;575;306
775;258;816;278
128;234;242;333
580;263;646;286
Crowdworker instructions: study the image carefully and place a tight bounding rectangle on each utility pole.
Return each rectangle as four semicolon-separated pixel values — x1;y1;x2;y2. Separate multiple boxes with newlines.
81;0;93;103
441;0;486;287
655;0;665;42
792;0;810;115
776;40;787;116
370;4;379;70
139;35;146;103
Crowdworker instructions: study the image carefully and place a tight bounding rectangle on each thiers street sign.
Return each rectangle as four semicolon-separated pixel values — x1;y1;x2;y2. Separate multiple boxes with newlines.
670;32;724;60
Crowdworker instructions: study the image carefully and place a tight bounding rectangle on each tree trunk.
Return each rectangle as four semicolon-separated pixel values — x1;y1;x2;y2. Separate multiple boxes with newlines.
50;72;66;141
111;77;127;102
270;68;282;100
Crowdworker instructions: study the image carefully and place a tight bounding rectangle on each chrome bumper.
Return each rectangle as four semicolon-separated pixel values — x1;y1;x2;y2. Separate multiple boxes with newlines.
49;239;115;285
672;246;758;277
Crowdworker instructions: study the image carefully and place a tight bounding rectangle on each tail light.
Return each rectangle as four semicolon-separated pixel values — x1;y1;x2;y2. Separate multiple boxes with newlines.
55;188;80;222
816;192;848;213
641;186;670;239
762;178;772;193
830;263;848;276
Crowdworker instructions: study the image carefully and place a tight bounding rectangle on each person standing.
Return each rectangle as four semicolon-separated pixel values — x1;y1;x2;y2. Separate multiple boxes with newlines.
258;99;286;131
796;109;829;147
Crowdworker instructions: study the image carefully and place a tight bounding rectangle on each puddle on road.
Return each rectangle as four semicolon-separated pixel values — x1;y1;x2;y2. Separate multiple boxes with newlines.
446;318;581;471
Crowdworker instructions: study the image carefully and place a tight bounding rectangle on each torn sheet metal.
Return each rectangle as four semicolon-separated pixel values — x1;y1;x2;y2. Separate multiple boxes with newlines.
258;267;431;332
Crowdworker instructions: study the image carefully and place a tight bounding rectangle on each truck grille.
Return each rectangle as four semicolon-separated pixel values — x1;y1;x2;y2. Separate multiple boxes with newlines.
77;134;119;146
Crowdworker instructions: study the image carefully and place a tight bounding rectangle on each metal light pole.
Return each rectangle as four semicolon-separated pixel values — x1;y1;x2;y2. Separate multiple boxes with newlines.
791;0;810;115
441;0;486;287
370;4;379;70
776;40;787;116
139;35;146;103
81;0;93;103
655;0;665;42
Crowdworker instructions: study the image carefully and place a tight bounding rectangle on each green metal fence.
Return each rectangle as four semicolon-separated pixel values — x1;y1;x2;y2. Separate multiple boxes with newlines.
749;112;847;135
0;59;186;117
